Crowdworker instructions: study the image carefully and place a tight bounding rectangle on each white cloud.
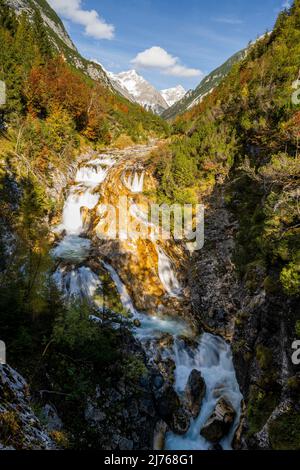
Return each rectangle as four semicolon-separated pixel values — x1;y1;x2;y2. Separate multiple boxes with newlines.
131;46;202;78
132;46;177;69
163;65;202;78
48;0;115;40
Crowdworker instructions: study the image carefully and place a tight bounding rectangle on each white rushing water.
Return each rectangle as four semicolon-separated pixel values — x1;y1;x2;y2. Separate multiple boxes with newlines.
53;155;115;259
52;235;91;263
75;166;108;187
60;188;99;235
102;261;138;316
102;261;190;339
102;262;242;450
124;171;145;193
165;333;243;450
157;247;182;298
51;151;242;451
53;266;102;302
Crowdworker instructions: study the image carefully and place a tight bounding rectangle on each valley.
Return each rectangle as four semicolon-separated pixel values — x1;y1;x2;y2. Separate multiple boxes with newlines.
0;0;299;454
49;142;243;450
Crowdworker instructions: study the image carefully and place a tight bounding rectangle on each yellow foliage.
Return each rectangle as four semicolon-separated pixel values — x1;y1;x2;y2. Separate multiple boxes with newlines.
114;134;134;150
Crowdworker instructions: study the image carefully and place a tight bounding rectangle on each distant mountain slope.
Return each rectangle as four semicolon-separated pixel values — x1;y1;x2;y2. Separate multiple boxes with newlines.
162;48;248;120
4;0;111;87
109;70;169;115
161;85;186;107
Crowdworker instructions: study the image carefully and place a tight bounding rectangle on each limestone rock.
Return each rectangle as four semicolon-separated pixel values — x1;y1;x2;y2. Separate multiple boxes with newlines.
185;369;206;418
200;398;236;443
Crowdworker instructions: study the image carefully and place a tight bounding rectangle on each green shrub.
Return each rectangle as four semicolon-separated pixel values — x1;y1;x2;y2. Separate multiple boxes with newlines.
280;262;300;296
269;411;300;450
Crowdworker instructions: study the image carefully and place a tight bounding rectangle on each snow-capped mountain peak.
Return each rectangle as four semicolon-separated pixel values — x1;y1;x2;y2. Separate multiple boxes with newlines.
161;85;186;107
95;65;186;115
110;69;169;114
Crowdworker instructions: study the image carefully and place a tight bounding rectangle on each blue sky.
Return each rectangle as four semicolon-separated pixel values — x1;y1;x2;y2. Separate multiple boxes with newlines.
49;0;292;91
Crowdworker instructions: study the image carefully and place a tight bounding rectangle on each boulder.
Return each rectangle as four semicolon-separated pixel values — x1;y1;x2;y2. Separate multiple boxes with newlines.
185;369;206;418
153;420;168;450
172;408;190;435
118;437;134;451
154;384;180;423
200;398;236;443
42;404;63;432
0;365;56;450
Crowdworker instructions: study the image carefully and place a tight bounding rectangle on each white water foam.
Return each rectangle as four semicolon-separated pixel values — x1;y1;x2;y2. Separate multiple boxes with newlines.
157;247;182;298
124;171;144;193
165;333;243;450
101;261;190;339
53;266;101;302
60;188;99;235
52;235;91;262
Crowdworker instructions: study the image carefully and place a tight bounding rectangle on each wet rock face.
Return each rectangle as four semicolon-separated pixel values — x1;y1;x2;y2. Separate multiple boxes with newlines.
185;369;206;418
200;398;236;444
154;383;180;423
189;188;240;339
172;408;190;435
153;382;190;435
153;420;168;450
0;365;56;450
189;185;300;449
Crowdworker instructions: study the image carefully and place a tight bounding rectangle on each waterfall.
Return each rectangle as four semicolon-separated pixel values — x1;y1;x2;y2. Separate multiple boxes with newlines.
58;156;115;237
75;166;108;187
61;188;99;235
102;261;138;316
124;171;144;193
52;155;115;259
102;261;190;339
50;148;242;452
165;333;243;450
53;266;102;302
52;235;91;263
157;247;182;297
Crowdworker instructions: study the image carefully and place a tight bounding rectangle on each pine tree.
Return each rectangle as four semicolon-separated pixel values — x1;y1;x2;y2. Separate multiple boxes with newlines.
32;7;53;61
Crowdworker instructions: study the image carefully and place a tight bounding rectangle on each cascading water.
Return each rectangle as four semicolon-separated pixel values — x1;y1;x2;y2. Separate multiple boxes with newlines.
102;261;138;316
102;261;242;450
165;334;243;450
50;146;242;451
157;247;182;297
51;235;91;263
102;261;190;339
124;170;144;193
51;155;115;303
53;266;102;302
75;166;108;187
53;156;115;259
60;188;99;235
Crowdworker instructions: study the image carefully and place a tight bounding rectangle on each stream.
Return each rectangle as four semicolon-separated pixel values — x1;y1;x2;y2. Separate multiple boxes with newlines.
51;145;242;450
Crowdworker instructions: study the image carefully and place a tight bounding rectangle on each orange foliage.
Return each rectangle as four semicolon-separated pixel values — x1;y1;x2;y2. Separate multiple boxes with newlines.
25;58;112;141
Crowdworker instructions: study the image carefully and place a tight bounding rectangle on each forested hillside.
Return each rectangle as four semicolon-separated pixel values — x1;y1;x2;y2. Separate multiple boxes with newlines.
0;0;299;453
154;1;300;298
0;1;168;450
149;1;300;448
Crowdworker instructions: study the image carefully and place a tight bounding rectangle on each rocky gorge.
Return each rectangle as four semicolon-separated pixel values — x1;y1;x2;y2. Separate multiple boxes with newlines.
0;143;244;450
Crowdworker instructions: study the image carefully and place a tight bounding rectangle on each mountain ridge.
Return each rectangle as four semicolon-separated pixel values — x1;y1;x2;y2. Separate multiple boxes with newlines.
106;69;186;115
162;47;248;120
3;0;115;90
